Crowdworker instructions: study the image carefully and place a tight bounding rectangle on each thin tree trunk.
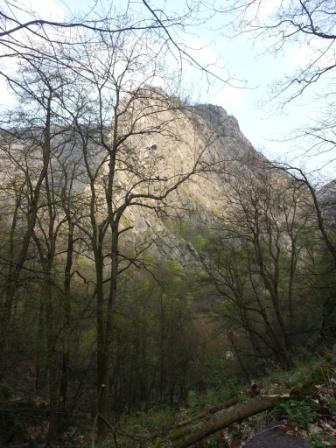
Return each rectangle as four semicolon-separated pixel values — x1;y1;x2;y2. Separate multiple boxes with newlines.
59;221;74;432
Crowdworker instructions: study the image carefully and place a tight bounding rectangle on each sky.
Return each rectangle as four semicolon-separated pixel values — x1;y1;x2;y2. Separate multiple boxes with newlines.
2;0;335;182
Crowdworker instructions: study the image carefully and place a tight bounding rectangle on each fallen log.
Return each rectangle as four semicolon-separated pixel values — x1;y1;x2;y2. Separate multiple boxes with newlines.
175;397;239;429
154;395;280;448
152;362;335;448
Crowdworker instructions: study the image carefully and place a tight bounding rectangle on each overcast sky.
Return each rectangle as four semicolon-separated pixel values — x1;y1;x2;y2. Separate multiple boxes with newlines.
2;0;335;182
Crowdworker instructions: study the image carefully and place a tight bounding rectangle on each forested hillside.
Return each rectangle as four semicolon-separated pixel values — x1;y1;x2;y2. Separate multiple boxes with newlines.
0;1;336;447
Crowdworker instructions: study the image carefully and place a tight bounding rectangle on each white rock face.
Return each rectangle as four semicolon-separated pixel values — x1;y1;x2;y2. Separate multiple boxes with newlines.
103;93;267;242
0;90;274;263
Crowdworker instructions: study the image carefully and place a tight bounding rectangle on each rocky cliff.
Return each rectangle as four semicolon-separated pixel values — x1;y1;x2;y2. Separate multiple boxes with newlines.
105;91;277;260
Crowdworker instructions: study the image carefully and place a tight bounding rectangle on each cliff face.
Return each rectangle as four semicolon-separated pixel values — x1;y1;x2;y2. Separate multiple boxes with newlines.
0;90;280;263
318;180;336;217
107;94;272;259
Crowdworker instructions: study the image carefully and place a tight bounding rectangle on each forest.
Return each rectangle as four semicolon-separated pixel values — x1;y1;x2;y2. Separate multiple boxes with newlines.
0;1;336;447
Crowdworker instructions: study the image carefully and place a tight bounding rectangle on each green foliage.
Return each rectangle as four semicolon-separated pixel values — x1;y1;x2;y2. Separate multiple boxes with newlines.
275;399;320;429
186;389;198;407
309;434;335;448
118;405;174;442
166;259;183;275
309;436;326;448
79;327;96;353
194;234;207;250
203;386;241;405
324;394;336;415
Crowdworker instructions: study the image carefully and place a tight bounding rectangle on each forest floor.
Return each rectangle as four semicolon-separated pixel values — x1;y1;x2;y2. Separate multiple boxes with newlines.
116;358;336;448
1;357;335;447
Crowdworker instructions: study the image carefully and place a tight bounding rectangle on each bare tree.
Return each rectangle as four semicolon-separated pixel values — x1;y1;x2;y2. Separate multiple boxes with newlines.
0;51;85;439
222;0;336;168
225;0;336;97
0;2;227;442
195;166;316;370
63;28;218;436
0;56;62;375
272;163;336;345
0;0;224;84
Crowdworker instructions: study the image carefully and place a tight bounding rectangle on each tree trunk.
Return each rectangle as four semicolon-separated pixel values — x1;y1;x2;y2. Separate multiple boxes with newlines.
95;249;108;439
59;221;74;432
